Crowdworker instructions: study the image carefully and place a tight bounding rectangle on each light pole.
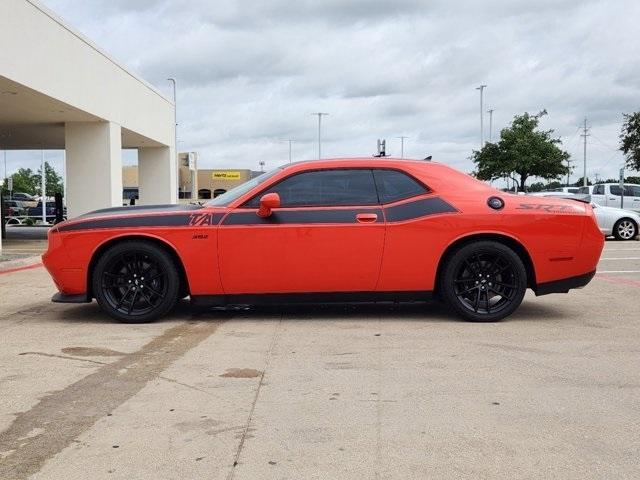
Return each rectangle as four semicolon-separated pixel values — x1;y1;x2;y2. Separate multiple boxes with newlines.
580;118;590;187
167;78;179;201
475;85;487;148
397;136;409;158
311;113;329;159
487;109;494;143
281;139;295;163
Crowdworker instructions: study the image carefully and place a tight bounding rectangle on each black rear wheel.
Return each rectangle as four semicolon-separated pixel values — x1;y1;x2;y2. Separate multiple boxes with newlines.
92;240;180;323
441;241;527;322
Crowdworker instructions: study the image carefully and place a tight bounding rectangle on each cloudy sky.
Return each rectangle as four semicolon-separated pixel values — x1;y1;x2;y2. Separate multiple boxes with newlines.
8;0;640;184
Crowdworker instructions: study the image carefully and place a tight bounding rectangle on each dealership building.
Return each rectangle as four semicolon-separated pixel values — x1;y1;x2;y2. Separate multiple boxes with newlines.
0;0;177;251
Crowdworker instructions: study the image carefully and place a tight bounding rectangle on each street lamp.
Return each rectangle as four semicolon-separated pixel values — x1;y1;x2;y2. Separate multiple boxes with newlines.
396;136;409;158
475;85;487;148
311;113;329;159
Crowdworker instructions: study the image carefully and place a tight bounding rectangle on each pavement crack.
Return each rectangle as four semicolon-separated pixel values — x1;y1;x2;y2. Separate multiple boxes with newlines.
18;352;109;366
226;317;282;479
0;320;226;480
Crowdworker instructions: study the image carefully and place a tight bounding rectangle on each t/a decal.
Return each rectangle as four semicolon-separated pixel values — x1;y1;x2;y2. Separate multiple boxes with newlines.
189;213;215;226
516;204;575;212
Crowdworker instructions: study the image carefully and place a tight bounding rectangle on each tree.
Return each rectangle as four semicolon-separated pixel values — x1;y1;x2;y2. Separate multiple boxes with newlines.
472;110;570;192
620;112;640;171
36;162;64;196
573;177;592;187
6;168;38;195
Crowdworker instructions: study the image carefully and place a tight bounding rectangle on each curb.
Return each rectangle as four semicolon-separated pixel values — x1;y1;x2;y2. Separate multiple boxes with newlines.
0;255;44;274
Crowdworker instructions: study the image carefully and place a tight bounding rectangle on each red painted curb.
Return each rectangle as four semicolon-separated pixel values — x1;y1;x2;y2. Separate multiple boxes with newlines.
0;262;44;275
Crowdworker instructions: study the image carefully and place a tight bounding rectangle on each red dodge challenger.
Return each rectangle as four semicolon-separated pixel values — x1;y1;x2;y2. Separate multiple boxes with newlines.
43;158;604;323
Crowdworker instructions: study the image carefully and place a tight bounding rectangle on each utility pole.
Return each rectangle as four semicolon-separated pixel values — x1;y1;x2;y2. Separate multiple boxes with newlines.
566;158;573;187
397;136;409;158
594;173;600;184
41;149;46;224
311;113;329;159
475;85;487;148
580;118;590;187
487;109;494;143
167;78;179;202
285;139;294;163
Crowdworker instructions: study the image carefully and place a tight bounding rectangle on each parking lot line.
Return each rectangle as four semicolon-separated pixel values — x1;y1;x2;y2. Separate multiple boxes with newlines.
600;257;640;260
596;270;640;273
596;274;640;288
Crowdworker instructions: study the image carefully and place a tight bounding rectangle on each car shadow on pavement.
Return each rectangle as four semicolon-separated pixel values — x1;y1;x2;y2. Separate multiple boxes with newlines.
50;298;565;325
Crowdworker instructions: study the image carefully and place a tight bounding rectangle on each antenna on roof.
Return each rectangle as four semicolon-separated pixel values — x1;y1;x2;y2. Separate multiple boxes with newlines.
373;139;387;157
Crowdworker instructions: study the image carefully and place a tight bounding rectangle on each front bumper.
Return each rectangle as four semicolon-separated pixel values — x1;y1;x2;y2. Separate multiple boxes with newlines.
535;270;596;296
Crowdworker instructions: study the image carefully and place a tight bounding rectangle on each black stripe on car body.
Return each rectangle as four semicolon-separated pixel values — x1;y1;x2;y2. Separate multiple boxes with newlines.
57;212;226;232
384;197;458;222
222;209;383;226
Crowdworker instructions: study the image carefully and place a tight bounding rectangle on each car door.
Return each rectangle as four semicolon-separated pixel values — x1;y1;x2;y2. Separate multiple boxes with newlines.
591;184;606;205
625;185;640;212
217;168;385;294
608;185;623;207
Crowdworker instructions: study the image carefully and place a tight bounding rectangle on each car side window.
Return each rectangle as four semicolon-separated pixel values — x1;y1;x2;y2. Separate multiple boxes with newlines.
245;169;378;207
610;185;622;196
626;185;640;197
373;169;429;204
593;185;604;195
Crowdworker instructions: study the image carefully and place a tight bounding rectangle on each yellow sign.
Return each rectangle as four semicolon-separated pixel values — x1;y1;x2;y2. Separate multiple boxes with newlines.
212;171;242;180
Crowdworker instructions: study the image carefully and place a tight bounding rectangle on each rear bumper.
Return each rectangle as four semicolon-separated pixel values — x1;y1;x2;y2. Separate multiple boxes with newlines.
52;292;91;303
535;270;596;296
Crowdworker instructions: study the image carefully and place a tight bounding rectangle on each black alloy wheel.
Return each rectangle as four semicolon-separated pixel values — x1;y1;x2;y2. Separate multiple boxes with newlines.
92;240;180;323
441;241;527;322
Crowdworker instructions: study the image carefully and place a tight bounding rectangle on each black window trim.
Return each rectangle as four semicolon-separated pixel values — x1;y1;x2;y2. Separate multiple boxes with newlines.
239;167;431;209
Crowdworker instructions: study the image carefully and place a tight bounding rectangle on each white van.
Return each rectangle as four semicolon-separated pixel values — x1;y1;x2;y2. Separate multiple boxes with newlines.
579;183;640;212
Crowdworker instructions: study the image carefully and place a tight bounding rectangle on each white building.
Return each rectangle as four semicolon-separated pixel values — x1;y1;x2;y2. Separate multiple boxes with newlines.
0;0;177;251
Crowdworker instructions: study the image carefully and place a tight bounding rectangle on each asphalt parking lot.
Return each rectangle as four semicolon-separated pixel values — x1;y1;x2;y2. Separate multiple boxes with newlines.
1;241;639;479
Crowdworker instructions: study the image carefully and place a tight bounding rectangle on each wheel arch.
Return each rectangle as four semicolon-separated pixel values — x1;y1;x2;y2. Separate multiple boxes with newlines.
434;232;537;294
86;233;190;300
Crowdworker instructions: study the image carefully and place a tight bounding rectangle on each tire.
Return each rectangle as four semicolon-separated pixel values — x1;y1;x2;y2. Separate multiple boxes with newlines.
440;241;527;322
613;218;638;241
92;240;180;323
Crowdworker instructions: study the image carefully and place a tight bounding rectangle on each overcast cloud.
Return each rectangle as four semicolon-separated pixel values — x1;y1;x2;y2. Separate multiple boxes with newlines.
10;0;640;184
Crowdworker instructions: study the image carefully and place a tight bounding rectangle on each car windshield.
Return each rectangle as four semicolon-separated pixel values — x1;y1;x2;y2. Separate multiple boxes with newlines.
205;168;282;207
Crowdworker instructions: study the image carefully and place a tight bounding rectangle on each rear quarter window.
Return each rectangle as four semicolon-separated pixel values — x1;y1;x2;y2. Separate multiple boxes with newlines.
373;169;429;204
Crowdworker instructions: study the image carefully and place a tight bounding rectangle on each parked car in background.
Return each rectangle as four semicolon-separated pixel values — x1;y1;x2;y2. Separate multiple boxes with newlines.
586;183;640;212
26;201;67;222
542;187;580;194
2;200;27;217
531;192;639;241
7;192;38;207
591;203;639;241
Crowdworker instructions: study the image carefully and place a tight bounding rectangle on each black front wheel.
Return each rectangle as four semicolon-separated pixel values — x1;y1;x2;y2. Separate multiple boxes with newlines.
440;241;527;322
92;240;180;323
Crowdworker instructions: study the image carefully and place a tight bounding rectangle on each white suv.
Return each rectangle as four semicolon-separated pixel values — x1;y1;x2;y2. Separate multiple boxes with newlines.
578;183;640;212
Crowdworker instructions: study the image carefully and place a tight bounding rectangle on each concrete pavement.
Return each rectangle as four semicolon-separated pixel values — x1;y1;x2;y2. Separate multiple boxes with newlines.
1;241;639;479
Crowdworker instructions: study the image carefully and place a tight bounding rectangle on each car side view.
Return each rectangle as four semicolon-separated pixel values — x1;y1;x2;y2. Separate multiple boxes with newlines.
42;158;605;323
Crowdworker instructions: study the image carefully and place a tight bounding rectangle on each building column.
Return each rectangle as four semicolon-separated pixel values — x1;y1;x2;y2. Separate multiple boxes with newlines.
138;146;177;205
65;122;122;218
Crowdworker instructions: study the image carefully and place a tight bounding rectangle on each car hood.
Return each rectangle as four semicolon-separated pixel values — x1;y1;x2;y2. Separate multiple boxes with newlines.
75;203;204;219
